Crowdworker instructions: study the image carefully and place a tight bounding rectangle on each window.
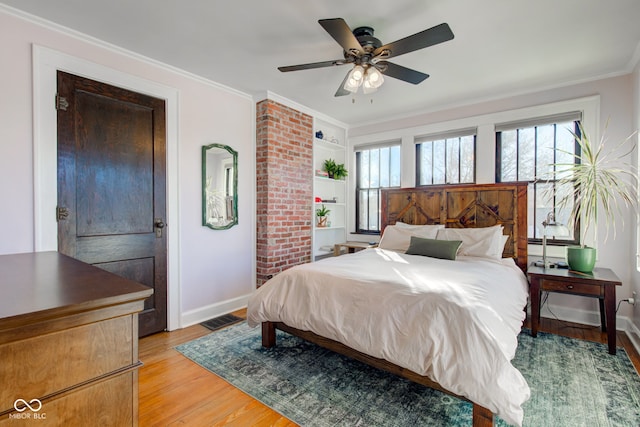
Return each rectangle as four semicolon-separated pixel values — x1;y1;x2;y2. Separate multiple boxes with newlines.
416;130;476;185
495;113;581;244
355;144;401;233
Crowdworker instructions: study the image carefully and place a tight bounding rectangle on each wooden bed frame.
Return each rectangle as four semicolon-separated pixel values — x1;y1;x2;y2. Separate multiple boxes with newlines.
381;182;528;272
262;183;528;426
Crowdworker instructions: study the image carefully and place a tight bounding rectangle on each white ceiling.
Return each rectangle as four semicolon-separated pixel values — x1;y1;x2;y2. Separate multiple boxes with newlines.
4;0;640;127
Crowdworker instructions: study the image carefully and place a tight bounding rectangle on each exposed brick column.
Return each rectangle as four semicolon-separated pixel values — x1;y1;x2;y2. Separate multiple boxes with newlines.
256;99;313;286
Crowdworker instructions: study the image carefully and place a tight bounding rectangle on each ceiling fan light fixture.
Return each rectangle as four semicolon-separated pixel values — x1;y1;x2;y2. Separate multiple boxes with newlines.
351;65;365;81
365;67;384;89
343;65;365;93
362;79;378;94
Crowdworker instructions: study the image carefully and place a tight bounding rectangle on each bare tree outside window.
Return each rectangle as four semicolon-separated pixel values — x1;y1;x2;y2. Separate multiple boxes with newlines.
356;144;401;233
417;134;475;186
496;118;580;244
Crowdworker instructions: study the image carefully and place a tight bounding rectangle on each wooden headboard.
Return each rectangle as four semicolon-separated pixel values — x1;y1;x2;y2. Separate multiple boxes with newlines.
381;183;528;272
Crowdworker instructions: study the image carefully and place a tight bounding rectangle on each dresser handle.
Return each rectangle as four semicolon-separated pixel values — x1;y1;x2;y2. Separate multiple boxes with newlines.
567;285;574;289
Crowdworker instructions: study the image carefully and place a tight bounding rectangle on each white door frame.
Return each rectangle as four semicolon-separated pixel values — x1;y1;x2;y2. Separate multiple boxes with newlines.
33;45;181;331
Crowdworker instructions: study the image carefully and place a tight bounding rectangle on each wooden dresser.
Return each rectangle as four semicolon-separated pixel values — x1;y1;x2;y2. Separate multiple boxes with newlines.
0;252;153;426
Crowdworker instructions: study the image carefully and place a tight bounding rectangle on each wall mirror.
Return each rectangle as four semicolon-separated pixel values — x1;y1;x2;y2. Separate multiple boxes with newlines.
202;143;238;229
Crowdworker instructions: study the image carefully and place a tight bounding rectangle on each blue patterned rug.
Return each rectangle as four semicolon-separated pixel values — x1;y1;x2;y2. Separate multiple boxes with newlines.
176;322;640;426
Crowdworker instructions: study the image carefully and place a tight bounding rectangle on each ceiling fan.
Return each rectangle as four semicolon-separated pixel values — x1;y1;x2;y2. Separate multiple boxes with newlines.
278;18;454;97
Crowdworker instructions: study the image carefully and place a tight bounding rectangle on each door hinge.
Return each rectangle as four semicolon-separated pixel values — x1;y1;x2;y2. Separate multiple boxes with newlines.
55;94;68;111
56;206;69;221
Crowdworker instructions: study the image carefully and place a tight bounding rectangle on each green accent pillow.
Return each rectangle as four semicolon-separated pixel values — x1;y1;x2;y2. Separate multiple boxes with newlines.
405;236;462;260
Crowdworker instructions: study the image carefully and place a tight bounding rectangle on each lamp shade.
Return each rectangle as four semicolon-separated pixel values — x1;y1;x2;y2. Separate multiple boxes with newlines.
343;65;365;93
362;79;377;94
544;223;569;238
366;67;384;88
351;65;364;81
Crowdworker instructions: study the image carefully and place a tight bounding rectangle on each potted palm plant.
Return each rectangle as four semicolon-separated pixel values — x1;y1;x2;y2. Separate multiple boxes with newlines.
550;121;637;272
316;204;330;227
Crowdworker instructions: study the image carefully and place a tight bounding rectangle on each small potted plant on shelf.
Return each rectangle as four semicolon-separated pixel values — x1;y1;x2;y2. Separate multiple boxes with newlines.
332;163;348;180
323;159;337;179
322;158;348;180
548;121;638;272
316;204;330;227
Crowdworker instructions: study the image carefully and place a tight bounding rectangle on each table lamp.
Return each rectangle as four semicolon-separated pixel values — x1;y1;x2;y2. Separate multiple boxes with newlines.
534;211;569;268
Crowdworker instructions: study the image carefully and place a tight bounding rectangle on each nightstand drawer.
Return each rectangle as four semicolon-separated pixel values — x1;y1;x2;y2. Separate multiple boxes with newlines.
540;279;603;296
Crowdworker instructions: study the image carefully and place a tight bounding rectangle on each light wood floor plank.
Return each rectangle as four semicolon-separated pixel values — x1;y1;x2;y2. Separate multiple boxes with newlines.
138;309;640;426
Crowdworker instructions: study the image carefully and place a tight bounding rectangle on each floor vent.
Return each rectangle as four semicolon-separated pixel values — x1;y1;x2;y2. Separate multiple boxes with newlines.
200;313;243;332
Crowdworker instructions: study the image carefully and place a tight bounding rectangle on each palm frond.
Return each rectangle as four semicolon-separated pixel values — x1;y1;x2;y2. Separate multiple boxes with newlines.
545;121;638;245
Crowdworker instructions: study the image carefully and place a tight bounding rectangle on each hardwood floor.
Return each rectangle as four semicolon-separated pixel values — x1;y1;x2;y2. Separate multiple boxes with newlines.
138;309;640;426
137;309;295;427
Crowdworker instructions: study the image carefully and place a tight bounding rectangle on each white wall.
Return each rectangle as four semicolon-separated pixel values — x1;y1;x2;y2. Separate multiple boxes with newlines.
349;74;639;330
0;7;256;329
631;62;640;343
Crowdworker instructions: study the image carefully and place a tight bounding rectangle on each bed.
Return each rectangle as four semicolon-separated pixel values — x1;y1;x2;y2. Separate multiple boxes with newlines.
247;182;530;426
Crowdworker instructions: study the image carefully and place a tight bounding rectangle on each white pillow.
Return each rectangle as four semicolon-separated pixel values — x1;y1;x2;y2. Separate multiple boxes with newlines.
436;225;504;259
378;225;441;252
500;234;509;256
394;221;445;232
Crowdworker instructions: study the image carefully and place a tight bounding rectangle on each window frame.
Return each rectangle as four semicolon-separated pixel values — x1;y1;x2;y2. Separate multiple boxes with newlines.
415;130;477;187
354;143;401;234
495;116;581;246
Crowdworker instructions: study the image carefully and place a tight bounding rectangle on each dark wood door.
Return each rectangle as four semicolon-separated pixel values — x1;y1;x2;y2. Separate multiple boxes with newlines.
56;71;167;337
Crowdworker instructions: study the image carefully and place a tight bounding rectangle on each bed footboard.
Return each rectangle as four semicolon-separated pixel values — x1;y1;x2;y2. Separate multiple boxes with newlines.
260;321;495;427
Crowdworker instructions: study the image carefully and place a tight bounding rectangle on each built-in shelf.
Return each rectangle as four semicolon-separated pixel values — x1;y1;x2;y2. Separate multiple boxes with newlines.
314;225;346;231
314;202;345;207
314;176;346;183
314;138;344;151
315;248;333;254
313;119;347;261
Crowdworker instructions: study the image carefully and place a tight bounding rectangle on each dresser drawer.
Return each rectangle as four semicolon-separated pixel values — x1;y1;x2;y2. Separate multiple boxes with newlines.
540;279;603;297
0;370;136;427
0;315;134;413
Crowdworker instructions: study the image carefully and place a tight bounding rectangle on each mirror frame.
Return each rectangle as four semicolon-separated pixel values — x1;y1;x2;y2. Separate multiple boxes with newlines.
202;143;238;230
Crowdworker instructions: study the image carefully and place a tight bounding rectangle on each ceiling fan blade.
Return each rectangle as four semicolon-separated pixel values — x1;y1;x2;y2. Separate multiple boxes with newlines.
334;71;351;97
278;59;347;72
373;23;454;59
377;61;429;84
319;18;364;55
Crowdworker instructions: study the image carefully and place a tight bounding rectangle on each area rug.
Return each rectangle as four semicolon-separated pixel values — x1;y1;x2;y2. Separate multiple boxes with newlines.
176;322;640;426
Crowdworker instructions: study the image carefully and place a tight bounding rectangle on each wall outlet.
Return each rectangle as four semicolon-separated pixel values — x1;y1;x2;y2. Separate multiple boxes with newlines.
630;291;637;306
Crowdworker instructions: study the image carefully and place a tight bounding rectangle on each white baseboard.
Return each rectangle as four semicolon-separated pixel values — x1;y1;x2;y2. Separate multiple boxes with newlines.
179;294;251;329
538;303;632;331
626;321;640;359
538;303;640;358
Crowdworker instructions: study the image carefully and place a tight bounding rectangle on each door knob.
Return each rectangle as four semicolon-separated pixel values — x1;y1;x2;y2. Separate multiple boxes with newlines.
154;218;165;238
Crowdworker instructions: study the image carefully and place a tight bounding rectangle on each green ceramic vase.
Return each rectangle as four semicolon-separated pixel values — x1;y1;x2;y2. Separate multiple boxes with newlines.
566;246;596;273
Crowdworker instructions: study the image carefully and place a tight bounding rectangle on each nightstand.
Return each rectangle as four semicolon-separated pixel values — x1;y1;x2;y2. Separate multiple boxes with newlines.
527;264;622;355
333;241;377;256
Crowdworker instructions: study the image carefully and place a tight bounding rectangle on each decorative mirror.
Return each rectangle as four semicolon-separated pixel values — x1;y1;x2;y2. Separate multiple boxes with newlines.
202;143;238;229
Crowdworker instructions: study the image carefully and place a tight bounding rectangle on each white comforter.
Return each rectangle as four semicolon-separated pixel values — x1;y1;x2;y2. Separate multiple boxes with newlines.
247;248;531;426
